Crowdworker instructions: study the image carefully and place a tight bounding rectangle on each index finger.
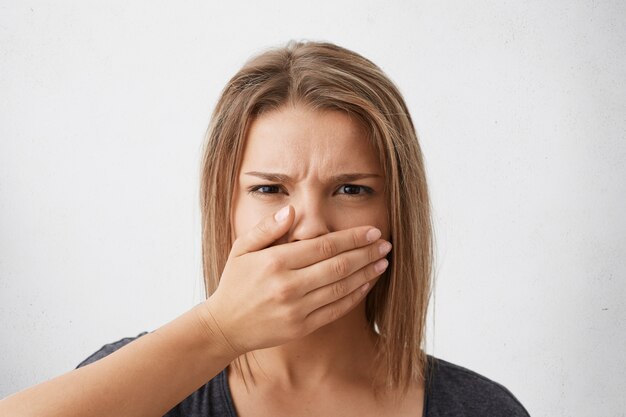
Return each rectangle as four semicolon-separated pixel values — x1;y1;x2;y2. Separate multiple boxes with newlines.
268;226;382;270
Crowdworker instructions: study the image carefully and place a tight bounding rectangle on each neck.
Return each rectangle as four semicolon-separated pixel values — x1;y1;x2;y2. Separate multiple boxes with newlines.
232;301;379;389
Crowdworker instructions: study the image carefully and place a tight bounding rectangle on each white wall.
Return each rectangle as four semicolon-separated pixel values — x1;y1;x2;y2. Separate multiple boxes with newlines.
1;1;624;416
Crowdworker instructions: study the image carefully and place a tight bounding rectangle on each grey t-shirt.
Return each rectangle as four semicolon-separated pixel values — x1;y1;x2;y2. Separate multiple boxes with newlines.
77;332;531;416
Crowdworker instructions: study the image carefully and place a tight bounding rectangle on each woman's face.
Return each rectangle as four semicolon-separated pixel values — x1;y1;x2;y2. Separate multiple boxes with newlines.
230;104;390;246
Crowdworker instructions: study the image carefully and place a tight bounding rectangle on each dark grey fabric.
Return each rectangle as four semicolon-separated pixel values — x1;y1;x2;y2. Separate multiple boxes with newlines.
77;332;531;416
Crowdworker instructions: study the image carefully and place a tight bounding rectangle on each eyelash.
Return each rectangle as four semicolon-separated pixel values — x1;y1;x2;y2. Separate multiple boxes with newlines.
246;184;374;199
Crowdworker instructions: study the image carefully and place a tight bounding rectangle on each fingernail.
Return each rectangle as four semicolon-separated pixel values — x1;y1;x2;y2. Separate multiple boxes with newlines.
374;258;389;273
366;228;382;243
379;241;392;255
274;206;289;222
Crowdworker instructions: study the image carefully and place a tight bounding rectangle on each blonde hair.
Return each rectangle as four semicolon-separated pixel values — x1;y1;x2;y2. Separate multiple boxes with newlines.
200;40;433;395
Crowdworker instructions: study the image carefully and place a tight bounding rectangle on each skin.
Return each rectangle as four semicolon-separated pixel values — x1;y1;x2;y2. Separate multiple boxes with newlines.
0;103;422;417
228;104;424;416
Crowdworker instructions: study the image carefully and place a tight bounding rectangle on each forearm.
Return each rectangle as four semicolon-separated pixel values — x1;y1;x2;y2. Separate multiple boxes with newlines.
0;303;236;417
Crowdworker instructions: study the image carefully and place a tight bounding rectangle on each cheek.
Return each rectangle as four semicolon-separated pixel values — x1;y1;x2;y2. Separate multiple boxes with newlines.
231;192;390;243
333;202;390;240
369;201;391;242
231;197;270;241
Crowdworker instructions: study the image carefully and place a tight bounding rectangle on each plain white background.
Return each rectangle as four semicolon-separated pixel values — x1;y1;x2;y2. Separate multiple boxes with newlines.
1;1;624;416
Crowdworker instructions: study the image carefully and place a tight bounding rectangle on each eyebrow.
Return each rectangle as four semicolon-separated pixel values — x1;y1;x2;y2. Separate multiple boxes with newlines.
244;171;382;183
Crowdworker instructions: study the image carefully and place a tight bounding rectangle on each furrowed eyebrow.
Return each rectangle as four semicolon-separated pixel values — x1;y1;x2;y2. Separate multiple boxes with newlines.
244;171;381;183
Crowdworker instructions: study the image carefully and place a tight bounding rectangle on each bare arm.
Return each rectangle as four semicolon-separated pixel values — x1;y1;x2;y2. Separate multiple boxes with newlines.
0;205;390;416
0;303;235;417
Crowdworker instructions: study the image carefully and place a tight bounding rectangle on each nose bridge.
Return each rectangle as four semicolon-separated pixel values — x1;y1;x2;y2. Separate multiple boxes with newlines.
288;187;331;242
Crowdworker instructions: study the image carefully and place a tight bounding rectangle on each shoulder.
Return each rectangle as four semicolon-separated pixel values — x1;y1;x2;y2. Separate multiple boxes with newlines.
425;355;531;417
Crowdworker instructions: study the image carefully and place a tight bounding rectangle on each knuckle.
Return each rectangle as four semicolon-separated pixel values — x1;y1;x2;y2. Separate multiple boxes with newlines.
331;257;349;277
283;306;299;324
271;281;292;302
265;256;284;272
369;245;378;263
332;280;347;299
318;237;337;259
370;262;381;278
352;230;360;249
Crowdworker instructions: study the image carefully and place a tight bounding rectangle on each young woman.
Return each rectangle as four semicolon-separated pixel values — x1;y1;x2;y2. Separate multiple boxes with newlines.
0;41;531;416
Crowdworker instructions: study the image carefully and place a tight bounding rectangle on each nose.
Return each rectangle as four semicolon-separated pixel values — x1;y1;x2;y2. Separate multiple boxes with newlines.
286;195;332;243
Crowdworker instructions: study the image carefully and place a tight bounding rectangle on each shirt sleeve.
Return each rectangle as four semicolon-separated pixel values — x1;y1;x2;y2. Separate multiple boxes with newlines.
426;356;531;417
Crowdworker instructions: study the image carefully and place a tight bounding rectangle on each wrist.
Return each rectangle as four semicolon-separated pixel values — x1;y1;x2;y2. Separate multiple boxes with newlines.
191;300;242;360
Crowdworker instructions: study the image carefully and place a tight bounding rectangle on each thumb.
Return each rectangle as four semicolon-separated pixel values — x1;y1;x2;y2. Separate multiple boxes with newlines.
230;205;293;257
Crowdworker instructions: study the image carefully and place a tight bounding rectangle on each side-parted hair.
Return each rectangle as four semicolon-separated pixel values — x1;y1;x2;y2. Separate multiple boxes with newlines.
200;40;433;395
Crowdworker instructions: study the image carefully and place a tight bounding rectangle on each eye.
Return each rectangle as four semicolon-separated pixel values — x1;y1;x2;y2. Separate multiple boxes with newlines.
246;184;374;199
247;184;285;197
336;184;374;198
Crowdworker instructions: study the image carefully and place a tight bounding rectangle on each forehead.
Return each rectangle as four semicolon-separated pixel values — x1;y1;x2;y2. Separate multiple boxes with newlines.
239;105;380;175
